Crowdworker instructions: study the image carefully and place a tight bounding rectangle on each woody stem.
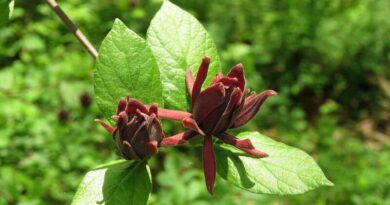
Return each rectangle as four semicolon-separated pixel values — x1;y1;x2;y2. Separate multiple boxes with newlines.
45;0;98;59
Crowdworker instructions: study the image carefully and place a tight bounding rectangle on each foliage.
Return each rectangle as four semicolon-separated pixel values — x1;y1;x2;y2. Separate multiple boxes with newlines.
215;132;332;195
95;19;163;119
72;160;151;205
0;0;389;204
78;1;330;202
147;0;221;110
0;0;14;27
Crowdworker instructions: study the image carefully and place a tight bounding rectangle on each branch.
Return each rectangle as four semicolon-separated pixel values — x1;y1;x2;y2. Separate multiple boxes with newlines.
45;0;98;60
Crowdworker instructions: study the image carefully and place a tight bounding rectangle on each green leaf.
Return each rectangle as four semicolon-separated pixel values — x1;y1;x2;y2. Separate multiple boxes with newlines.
72;160;152;205
0;0;14;27
95;19;163;119
215;131;333;195
147;0;221;110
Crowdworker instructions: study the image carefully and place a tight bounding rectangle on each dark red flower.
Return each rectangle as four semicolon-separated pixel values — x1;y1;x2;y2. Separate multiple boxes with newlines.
155;57;277;194
95;57;276;194
95;98;164;160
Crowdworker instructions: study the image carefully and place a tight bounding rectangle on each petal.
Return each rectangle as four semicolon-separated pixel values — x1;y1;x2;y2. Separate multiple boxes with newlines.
126;98;148;114
182;117;205;135
116;98;127;115
192;57;211;106
94;119;115;134
121;141;140;160
131;121;147;142
117;115;137;142
217;132;254;149
117;111;128;128
211;87;242;134
200;87;240;134
147;140;159;155
232;90;277;128
213;77;239;88
153;107;192;121
122;118;140;141
217;133;268;158
130;121;149;157
192;83;225;123
186;69;195;96
160;131;198;146
136;109;149;121
146;114;164;142
228;89;249;128
211;72;224;84
199;105;225;134
148;103;158;115
227;64;245;91
240;148;269;158
203;135;216;195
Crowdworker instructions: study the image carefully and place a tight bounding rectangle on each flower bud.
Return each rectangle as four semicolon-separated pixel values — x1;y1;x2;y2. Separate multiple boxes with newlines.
96;98;164;160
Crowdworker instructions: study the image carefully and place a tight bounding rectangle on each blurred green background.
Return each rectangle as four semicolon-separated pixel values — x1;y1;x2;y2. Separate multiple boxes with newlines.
1;0;390;204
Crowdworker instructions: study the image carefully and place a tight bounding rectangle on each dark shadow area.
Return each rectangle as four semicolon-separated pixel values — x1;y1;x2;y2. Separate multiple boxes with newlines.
215;147;255;189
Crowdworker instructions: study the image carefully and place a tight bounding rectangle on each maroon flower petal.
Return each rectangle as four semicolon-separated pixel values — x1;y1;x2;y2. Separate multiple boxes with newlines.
130;121;149;157
160;131;197;146
148;103;158;116
233;90;277;128
151;107;192;121
126;98;149;114
146;114;164;142
182;117;205;135
117;111;129;128
122;141;140;160
211;72;223;85
186;69;195;96
217;133;268;158
240;147;268;158
192;57;211;106
227;64;245;91
95;119;115;133
192;83;225;123
199;105;225;134
203;135;216;195
123;118;140;142
213;77;239;88
228;89;249;128
211;72;223;84
135;109;149;121
147;140;159;155
217;132;254;149
212;87;242;134
116;98;127;115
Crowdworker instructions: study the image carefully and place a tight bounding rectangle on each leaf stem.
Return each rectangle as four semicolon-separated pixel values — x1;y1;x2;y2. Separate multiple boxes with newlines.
45;0;98;59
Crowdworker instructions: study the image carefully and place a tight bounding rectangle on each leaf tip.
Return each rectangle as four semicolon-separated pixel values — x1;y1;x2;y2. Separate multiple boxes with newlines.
113;18;125;27
323;178;334;187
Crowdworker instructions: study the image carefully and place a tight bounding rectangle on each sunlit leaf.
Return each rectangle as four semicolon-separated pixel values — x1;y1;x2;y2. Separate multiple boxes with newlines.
72;160;152;205
215;131;333;194
95;19;163;119
147;0;221;110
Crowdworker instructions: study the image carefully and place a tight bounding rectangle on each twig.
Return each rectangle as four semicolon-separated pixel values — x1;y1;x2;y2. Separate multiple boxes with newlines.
45;0;98;60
